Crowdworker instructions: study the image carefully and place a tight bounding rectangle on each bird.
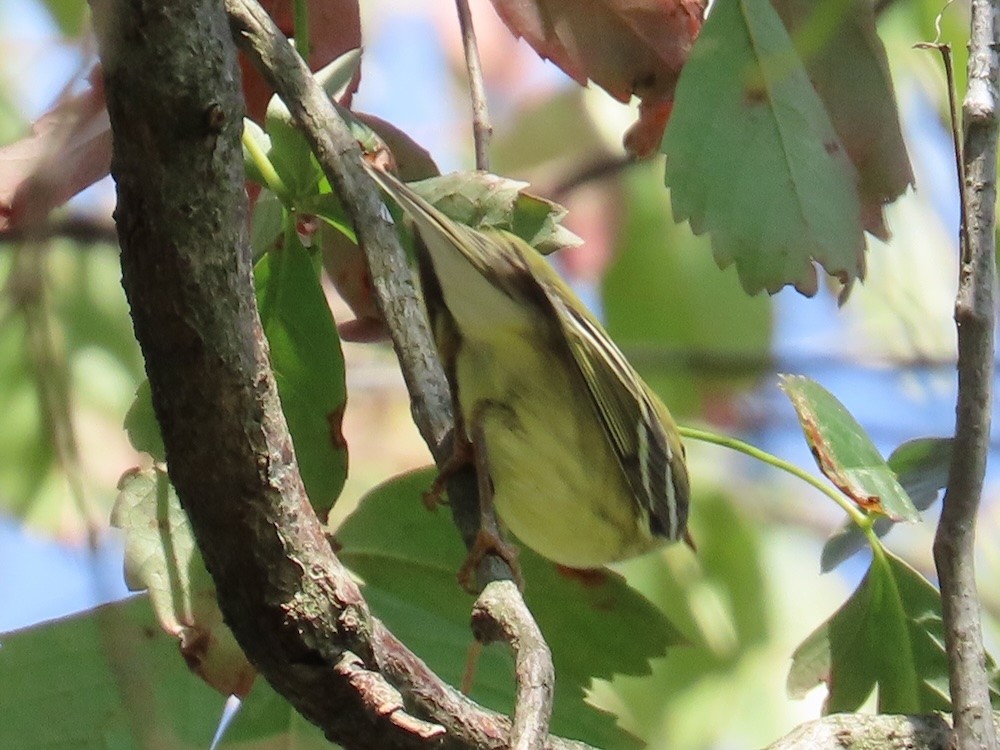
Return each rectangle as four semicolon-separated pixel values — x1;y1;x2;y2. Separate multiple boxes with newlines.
364;163;690;581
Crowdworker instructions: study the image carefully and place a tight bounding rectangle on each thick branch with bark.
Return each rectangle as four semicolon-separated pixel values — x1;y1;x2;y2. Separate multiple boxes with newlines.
934;1;1000;749
89;0;406;744
89;1;584;748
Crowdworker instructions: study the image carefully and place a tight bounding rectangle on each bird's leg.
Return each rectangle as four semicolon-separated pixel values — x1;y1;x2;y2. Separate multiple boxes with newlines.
422;306;469;510
456;402;523;592
423;422;474;510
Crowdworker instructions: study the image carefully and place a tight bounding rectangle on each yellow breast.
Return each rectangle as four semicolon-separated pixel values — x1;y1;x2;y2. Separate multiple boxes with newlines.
454;331;663;568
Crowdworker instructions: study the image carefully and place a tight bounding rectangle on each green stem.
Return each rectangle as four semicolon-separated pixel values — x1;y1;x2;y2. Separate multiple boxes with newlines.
293;0;310;60
679;425;871;529
242;126;290;203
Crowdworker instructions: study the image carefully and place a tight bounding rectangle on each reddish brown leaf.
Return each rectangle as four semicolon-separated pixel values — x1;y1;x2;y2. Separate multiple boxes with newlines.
241;0;362;120
490;0;705;154
0;76;112;231
0;1;361;231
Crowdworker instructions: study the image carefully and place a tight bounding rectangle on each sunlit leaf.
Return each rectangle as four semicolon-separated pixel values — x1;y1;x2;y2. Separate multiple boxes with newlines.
663;0;864;296
0;597;333;749
788;549;989;713
780;374;918;521
111;465;256;697
408;172;582;254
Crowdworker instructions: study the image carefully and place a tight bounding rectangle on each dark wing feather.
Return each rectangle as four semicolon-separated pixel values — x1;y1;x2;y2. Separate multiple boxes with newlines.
539;281;684;541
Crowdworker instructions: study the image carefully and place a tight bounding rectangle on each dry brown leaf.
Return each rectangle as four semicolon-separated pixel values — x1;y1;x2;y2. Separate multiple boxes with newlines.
489;0;705;156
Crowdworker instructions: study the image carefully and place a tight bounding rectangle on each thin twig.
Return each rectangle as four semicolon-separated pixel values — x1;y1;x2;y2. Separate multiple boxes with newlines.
549;155;635;201
934;0;1000;747
471;582;555;750
0;215;118;245
226;0;453;453
454;0;491;171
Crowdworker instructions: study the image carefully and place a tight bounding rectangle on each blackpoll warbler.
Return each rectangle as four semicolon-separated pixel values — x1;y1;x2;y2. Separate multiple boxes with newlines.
366;164;690;572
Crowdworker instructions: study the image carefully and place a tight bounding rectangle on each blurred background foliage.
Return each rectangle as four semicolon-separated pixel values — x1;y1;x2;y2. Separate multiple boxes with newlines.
0;1;997;748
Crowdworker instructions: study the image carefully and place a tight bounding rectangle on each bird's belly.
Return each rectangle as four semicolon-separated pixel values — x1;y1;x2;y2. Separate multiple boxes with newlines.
455;337;662;568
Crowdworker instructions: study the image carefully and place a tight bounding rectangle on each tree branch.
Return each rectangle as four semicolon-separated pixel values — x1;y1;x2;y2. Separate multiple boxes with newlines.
934;0;1000;748
0;214;118;245
90;0;586;747
454;0;491;171
472;581;554;750
763;712;1000;750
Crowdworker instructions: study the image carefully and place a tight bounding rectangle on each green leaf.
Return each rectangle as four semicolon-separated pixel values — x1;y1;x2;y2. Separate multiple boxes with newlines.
886;437;954;508
0;248;142;534
298;191;355;241
0;597;335;749
663;0;865;296
771;0;913;239
788;549;969;713
260;50;362;202
255;229;348;520
111;465;255;697
250;188;285;260
337;468;684;750
0;598;230;749
604;166;772;417
821;437;952;572
609;489;770;746
407;172;581;254
263;112;323;202
40;0;89;35
780;374;919;521
124;379;166;461
123;233;349;520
